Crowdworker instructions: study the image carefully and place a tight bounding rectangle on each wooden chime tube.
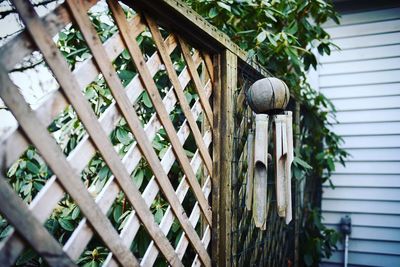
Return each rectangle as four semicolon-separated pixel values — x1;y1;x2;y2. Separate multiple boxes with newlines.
252;114;269;230
274;115;287;218
285;111;294;224
245;130;255;211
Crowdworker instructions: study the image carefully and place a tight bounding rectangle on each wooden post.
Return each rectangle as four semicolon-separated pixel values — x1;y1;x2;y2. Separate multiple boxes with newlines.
212;49;237;267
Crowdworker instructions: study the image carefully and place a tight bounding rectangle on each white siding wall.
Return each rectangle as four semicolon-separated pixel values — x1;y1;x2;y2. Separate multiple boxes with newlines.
317;7;400;267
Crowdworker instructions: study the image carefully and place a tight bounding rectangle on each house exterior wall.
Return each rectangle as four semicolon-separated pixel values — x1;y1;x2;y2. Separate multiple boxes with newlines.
316;7;400;267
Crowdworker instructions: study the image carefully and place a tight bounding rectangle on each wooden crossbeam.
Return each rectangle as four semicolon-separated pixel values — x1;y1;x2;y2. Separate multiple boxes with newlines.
107;1;212;229
0;174;75;267
145;15;213;176
178;37;214;126
11;1;182;266
68;1;210;265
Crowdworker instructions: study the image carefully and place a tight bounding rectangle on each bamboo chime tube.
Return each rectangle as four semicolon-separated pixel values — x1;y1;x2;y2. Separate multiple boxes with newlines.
252;114;269;230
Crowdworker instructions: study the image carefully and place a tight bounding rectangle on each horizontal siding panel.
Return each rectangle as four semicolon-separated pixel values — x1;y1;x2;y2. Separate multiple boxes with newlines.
330;122;400;136
320;69;400;87
327;19;400;38
325;224;400;242
341;135;400;148
344;148;400;161
324;251;400;266
321;83;400;99
322;199;400;215
334;161;400;174
334;241;400;255
322;212;400;228
324;8;400;27
322;187;400;201
320;57;400;75
333;31;400;49
332;109;400;124
326;174;400;187
320;44;400;63
331;95;400;111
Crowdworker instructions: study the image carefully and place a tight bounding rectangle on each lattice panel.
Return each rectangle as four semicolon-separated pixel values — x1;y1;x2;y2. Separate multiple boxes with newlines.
0;1;214;266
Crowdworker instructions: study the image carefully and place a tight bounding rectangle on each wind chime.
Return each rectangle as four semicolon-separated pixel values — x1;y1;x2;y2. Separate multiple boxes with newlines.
245;77;294;229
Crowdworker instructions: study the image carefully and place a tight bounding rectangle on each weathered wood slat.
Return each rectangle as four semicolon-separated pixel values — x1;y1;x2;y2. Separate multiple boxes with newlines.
108;1;212;231
202;52;214;83
0;34;190;264
0;175;75;267
175;176;212;259
107;132;212;267
69;1;209;265
146;15;213;176
192;226;211;267
211;53;222;266
178;37;214;127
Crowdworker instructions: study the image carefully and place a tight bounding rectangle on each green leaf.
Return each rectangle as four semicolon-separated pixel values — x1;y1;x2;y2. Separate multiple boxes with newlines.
208;7;218;18
217;1;231;12
58;218;74;231
26;149;34;160
142;92;153;108
118;70;135;81
154;208;163;224
293;156;312;170
121;49;131;60
256;31;267;43
327;157;335;171
113;205;122;222
26;162;40;175
59;31;68;41
133;169;144;188
116;128;131;145
71;206;80;220
98;165;110;180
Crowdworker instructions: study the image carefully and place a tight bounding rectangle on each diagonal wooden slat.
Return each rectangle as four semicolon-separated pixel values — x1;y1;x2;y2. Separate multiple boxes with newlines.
145;15;213;176
12;1;181;266
141;174;212;266
105;130;212;267
68;1;210;265
0;62;137;267
107;1;212;228
192;226;211;267
202;52;214;83
69;89;210;264
0;13;145;177
178;37;214;126
0;175;75;267
0;34;185;265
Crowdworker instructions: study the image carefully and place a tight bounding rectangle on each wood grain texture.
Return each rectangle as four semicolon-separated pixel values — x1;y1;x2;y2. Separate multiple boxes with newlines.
178;37;214;127
0;175;75;267
146;15;213;176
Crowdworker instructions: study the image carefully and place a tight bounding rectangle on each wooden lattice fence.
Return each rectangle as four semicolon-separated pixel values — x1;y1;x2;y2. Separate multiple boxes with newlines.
0;0;290;266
